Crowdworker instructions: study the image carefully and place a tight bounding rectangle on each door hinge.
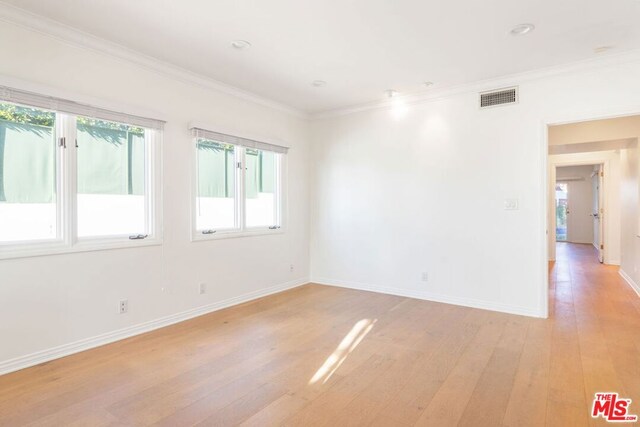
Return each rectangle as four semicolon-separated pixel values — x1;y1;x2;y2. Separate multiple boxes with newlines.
600;244;604;249
237;161;242;169
600;171;604;177
58;137;66;148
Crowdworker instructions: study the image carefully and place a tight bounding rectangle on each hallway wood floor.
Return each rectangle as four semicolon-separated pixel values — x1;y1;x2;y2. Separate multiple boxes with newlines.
0;243;639;426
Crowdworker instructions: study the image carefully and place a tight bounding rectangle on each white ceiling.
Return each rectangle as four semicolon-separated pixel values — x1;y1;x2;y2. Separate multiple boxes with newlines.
3;0;640;113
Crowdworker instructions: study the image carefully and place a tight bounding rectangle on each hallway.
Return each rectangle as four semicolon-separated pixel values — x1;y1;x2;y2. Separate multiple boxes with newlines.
548;242;640;425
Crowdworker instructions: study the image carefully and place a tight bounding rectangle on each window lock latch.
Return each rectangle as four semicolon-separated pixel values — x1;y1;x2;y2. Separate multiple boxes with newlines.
128;234;148;240
268;225;281;230
202;230;217;235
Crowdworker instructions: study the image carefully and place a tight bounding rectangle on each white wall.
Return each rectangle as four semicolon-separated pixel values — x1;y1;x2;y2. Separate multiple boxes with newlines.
310;56;640;318
620;146;640;290
0;22;310;370
556;165;595;244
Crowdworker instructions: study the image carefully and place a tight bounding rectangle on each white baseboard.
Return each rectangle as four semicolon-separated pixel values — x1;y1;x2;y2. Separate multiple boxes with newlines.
0;277;308;376
311;277;545;318
619;269;640;297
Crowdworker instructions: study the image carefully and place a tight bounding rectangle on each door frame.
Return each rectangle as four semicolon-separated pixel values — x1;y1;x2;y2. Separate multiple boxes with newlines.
548;160;608;261
540;107;640;319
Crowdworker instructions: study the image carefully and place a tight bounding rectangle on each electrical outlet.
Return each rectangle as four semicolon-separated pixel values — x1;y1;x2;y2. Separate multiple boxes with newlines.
119;299;128;314
421;272;429;282
199;283;206;295
289;264;294;273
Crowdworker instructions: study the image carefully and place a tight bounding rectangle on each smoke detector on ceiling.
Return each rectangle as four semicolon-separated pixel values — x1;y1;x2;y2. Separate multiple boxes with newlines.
231;40;251;50
510;24;535;36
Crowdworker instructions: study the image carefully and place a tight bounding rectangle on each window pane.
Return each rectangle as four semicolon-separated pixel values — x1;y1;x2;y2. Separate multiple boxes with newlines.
0;102;57;242
245;149;277;228
76;117;147;237
196;139;236;230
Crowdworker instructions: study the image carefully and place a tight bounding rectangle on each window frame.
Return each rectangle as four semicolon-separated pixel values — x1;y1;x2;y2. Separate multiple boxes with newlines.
0;102;163;260
191;136;285;241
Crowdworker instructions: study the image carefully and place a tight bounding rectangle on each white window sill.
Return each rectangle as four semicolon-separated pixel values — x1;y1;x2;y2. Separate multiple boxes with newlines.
191;228;285;242
0;237;162;261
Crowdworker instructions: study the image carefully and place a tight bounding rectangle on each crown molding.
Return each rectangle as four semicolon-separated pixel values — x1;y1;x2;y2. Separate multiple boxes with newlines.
0;2;308;119
311;49;640;120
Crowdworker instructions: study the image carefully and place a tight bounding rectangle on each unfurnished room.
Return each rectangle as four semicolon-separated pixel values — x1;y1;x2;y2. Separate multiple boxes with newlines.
0;1;639;426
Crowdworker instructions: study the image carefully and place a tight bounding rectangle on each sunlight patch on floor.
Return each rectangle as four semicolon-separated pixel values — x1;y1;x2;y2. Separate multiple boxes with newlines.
309;318;377;385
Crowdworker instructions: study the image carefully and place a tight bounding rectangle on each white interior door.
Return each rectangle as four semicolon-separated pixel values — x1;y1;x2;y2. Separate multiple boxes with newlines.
592;165;604;263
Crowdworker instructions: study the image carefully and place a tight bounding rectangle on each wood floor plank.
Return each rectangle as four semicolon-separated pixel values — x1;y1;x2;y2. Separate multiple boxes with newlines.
457;317;530;427
502;319;553;427
280;353;396;426
324;342;425;426
375;309;483;425
238;393;311;427
414;312;507;426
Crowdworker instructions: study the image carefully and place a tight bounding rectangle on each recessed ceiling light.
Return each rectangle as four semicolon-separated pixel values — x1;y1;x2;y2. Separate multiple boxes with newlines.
423;81;434;88
231;40;251;50
510;24;535;36
385;89;398;98
594;46;613;54
312;80;327;87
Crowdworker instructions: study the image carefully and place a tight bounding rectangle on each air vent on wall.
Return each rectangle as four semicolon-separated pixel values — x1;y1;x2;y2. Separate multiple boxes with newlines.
479;87;518;109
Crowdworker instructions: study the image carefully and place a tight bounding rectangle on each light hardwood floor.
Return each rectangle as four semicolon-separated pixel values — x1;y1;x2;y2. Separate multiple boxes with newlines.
1;242;639;426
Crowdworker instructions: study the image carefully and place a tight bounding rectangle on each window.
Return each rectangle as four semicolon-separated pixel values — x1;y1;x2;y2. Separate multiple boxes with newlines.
0;86;163;258
196;140;237;231
191;126;286;238
245;148;278;228
0;102;58;243
76;117;149;238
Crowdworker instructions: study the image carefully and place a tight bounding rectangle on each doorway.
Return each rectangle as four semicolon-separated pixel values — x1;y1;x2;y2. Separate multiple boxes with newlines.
554;164;604;262
543;111;640;319
555;182;568;242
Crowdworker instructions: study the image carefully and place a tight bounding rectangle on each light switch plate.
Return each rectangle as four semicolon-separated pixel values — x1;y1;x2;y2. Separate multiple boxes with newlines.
504;198;519;210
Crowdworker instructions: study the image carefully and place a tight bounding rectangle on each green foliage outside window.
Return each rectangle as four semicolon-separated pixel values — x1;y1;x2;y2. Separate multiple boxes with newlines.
0;103;55;127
